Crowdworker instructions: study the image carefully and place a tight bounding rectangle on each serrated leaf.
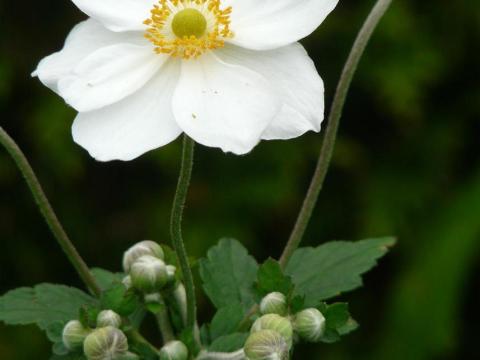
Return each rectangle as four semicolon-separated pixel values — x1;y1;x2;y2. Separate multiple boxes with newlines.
256;258;293;297
199;239;258;310
285;237;395;305
317;302;358;343
100;283;140;317
210;303;244;340
91;268;124;291
0;284;96;330
209;333;249;352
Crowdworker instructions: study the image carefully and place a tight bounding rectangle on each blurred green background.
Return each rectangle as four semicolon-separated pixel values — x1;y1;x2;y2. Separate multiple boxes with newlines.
1;0;479;358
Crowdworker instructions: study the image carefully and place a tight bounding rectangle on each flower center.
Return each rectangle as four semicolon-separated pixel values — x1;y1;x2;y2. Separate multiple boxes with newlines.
144;0;234;60
171;8;207;38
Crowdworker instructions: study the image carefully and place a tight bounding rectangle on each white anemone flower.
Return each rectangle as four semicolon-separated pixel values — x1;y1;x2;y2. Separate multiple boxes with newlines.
33;0;339;161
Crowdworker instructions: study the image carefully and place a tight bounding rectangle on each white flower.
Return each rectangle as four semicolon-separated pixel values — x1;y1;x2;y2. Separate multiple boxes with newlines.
33;0;338;161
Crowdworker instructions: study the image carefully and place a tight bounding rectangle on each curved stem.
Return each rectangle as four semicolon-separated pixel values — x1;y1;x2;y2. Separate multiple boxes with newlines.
170;135;197;332
279;0;393;268
0;126;101;296
128;329;160;354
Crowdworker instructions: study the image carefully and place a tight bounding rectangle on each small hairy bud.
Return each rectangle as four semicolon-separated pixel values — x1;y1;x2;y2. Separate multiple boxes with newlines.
130;255;168;293
260;292;287;316
83;326;128;360
159;340;188;360
62;320;91;350
244;330;289;360
97;310;122;328
293;308;326;342
123;241;164;273
251;314;293;347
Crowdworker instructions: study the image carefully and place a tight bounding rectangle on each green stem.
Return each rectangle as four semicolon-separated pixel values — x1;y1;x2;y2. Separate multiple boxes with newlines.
170;135;197;332
156;294;176;343
278;0;393;268
0;126;101;296
128;329;159;354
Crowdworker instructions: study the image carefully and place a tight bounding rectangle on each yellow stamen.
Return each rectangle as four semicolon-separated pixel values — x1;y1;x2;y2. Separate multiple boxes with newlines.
144;0;234;60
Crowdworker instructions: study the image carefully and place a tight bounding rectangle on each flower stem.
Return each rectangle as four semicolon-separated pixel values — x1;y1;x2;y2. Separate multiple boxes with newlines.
170;135;197;331
0;126;101;296
278;0;393;268
156;294;176;343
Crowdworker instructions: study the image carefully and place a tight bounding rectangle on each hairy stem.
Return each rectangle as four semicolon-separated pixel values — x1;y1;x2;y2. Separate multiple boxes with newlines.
0;126;101;296
279;0;393;268
170;135;197;332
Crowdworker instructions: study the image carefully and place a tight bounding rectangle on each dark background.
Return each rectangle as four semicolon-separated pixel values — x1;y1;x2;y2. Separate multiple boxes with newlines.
1;0;479;359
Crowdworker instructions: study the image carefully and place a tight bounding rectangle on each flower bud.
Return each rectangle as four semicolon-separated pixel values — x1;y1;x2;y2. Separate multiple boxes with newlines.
97;310;122;328
130;255;168;293
62;320;91;350
251;314;293;347
244;330;289;360
293;308;326;342
83;326;128;360
260;292;287;316
159;340;188;360
123;241;164;273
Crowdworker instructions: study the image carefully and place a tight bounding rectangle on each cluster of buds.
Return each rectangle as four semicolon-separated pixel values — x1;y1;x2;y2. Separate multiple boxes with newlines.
62;310;137;360
122;241;177;294
243;292;327;359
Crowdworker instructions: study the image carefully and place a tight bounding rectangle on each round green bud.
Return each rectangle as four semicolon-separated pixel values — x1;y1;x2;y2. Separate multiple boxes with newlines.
244;330;289;360
294;308;326;342
260;292;288;316
130;255;168;293
172;8;207;39
97;310;122;328
251;314;293;347
159;340;188;360
62;320;91;350
83;326;128;360
123;241;164;273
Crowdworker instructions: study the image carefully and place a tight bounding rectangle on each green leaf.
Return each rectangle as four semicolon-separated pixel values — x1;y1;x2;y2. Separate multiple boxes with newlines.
317;302;358;343
256;258;293;297
199;239;258;310
0;284;96;330
100;283;140;317
210;303;244;340
285;237;395;305
209;333;249;352
91;268;124;291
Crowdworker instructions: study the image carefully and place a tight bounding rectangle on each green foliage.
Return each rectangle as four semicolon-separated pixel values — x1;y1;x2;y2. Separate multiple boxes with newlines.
256;259;293;297
209;302;245;340
199;238;258;310
317;302;358;343
91;268;125;291
285;237;396;306
100;283;140;317
0;284;96;330
50;354;86;360
209;333;249;352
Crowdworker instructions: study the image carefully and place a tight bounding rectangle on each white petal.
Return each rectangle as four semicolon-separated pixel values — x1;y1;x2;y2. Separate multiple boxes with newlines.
72;60;182;162
216;43;324;140
226;0;339;50
172;52;280;155
33;19;141;92
70;0;154;32
58;43;165;112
